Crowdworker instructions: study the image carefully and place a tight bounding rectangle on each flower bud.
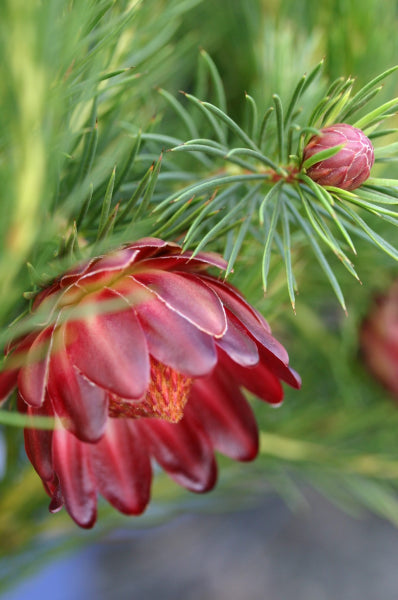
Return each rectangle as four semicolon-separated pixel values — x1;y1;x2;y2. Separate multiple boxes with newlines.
303;123;374;190
360;281;398;399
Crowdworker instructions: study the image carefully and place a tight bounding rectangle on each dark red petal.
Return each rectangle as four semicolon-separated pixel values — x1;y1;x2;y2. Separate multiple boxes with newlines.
48;330;108;443
90;419;151;515
0;368;18;403
203;277;289;362
52;426;97;528
132;270;227;336
202;275;271;329
135;292;217;376
48;483;64;513
140;417;217;493
257;345;301;389
21;395;54;482
18;326;54;408
66;288;150;399
220;350;284;405
188;366;259;461
216;310;259;367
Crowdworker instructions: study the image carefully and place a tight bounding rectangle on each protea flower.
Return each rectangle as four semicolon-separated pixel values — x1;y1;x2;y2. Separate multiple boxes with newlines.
360;280;398;398
0;238;300;528
303;123;374;190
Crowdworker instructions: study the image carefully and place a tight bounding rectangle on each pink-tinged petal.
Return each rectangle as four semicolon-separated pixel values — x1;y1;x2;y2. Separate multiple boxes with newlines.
73;270;117;293
182;250;228;270
65;288;150;399
32;282;61;310
132;270;227;337
0;368;18;403
20;395;54;482
88;248;140;274
135;292;217;376
56;284;85;308
75;249;141;293
188;367;259;461
220;350;284;405
216;310;259;367
52;426;97;529
5;329;39;362
90;419;151;515
60;259;96;288
126;238;180;263
138;251;227;273
48;330;108;443
140;417;217;493
128;237;177;252
18;326;54;408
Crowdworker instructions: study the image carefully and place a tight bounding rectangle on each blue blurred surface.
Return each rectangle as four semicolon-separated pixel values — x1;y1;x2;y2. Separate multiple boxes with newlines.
4;490;398;600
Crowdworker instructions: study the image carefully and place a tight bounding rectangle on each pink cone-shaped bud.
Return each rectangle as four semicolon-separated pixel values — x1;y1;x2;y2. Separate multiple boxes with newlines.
360;281;398;399
303;123;374;191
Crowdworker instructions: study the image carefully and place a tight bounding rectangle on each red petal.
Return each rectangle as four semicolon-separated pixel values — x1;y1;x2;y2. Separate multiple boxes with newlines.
202;275;272;329
202;279;288;360
52;426;97;528
0;368;18;403
216;310;259;367
18;326;54;408
257;345;301;389
132;270;227;337
66;288;150;399
140;417;217;493
90;419;151;515
48;483;64;513
187;367;259;461
21;395;54;482
48;330;108;443
220;350;284;405
203;278;300;384
135;293;217;376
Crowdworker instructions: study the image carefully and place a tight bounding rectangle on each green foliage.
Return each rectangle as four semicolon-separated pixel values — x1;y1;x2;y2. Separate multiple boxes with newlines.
141;59;398;311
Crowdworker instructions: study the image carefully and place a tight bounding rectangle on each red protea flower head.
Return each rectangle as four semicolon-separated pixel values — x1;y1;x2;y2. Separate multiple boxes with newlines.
0;238;300;528
303;123;374;190
360;280;398;398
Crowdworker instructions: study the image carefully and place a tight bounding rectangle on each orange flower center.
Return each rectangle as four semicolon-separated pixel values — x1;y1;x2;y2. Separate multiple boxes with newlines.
109;359;192;423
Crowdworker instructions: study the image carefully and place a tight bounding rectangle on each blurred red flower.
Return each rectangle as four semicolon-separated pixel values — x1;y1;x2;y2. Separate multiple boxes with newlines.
303;123;374;190
360;280;398;398
0;238;300;528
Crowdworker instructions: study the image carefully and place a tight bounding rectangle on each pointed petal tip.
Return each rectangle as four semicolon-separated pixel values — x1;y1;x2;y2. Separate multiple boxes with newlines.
288;367;302;389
